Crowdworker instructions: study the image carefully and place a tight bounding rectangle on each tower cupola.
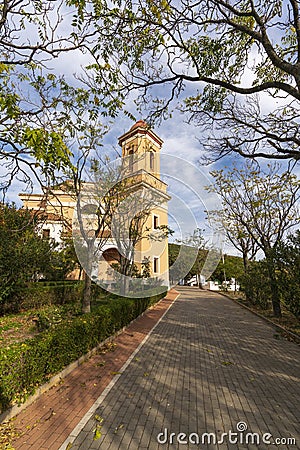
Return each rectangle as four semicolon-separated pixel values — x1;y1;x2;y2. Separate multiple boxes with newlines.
118;121;163;178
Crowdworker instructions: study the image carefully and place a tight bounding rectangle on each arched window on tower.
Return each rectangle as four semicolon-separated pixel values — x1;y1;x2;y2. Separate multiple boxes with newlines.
128;147;134;172
150;151;154;171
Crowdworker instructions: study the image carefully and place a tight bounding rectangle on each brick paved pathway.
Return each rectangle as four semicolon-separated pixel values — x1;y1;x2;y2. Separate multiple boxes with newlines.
61;288;300;450
10;290;177;450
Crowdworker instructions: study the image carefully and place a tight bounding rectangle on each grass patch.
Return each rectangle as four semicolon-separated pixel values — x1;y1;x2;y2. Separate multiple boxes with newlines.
0;313;38;346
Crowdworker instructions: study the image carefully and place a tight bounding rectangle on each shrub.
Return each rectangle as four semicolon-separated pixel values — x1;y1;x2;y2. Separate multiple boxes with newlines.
0;204;53;310
242;261;272;309
275;233;300;318
1;282;84;315
242;244;300;319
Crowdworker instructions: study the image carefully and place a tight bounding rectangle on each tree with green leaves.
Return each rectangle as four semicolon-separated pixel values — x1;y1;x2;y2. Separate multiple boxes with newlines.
210;254;244;290
274;231;300;318
71;0;300;161
207;175;258;272
71;149;169;309
209;162;300;317
71;154;122;313
0;0;102;197
0;203;53;310
106;170;171;296
176;228;208;288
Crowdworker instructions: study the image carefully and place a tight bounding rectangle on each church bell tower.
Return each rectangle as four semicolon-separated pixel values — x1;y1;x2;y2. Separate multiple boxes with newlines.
118;120;170;285
118;120;163;179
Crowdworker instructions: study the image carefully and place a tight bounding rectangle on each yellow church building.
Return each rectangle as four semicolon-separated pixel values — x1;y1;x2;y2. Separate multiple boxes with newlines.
19;121;170;290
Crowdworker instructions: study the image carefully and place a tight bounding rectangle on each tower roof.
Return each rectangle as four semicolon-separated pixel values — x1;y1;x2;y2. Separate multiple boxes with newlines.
130;120;148;131
118;120;163;147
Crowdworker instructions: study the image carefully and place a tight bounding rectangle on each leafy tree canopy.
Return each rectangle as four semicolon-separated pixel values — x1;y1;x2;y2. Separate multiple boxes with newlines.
209;162;300;254
0;0;106;198
0;203;51;304
73;0;300;161
275;230;300;318
208;162;300;316
210;254;244;284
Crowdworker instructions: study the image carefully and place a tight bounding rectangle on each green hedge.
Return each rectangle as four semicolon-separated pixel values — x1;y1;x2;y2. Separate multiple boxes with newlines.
0;291;166;413
4;282;84;313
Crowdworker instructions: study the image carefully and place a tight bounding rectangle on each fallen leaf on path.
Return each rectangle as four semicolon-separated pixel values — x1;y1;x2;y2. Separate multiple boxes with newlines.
99;342;117;354
96;361;106;367
94;415;104;424
114;424;124;434
93;425;102;440
0;419;20;449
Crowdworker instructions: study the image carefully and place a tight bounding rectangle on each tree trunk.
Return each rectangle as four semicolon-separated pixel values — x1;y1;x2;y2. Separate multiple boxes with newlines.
266;257;281;318
242;252;249;272
242;251;251;302
119;255;130;297
197;272;203;289
81;241;96;313
82;271;92;313
120;277;130;297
